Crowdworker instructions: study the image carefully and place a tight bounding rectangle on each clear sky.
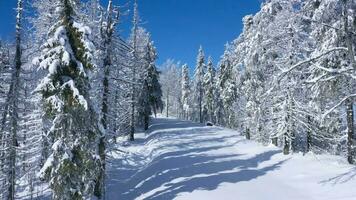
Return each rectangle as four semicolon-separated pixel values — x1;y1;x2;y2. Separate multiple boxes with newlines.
0;0;261;69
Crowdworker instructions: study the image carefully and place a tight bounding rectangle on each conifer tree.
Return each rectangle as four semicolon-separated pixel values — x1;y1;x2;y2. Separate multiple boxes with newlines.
33;0;101;198
181;64;191;120
203;57;216;122
145;42;163;119
217;49;237;128
193;46;205;123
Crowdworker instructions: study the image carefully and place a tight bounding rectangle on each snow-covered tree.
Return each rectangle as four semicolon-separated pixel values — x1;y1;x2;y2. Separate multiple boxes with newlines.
0;1;24;199
181;64;191;120
203;57;216;123
138;41;162;130
192;46;206;123
217;45;237;128
93;0;120;197
160;60;182;118
33;0;101;198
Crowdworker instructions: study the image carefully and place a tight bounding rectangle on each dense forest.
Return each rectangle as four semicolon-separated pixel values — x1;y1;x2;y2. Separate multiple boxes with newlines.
0;0;355;199
162;0;355;162
0;0;163;199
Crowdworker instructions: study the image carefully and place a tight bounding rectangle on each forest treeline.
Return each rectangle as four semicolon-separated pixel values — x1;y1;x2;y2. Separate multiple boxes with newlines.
160;0;355;167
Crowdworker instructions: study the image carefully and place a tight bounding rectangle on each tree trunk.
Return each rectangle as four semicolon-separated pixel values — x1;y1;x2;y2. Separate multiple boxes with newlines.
346;99;354;164
166;89;169;118
129;64;136;141
306;115;312;153
95;60;109;199
246;128;251;140
272;137;278;146
199;89;203;123
7;1;22;198
144;114;149;131
342;0;355;164
283;132;290;155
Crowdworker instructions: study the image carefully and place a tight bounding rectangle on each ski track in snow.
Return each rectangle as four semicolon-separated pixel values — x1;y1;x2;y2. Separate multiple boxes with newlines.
106;117;356;200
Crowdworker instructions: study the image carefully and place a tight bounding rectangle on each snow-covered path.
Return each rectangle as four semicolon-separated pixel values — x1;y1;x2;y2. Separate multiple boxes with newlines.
106;117;356;200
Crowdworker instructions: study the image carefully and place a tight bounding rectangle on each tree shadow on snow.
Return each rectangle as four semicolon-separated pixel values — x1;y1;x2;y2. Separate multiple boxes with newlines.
106;117;286;199
107;149;285;199
319;167;356;185
148;118;206;133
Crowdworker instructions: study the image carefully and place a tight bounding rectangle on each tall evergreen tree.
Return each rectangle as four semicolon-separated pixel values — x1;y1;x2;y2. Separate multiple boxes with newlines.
181;64;191;120
193;46;205;123
33;0;101;198
203;57;216;122
217;47;237;128
138;41;157;130
145;42;163;119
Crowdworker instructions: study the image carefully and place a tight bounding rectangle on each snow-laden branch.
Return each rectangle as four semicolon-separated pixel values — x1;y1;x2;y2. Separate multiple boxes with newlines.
110;77;141;85
279;47;348;81
263;47;349;97
322;93;356;121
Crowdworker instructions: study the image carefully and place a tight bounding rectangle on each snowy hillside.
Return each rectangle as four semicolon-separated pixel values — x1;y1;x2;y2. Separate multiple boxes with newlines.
107;117;356;200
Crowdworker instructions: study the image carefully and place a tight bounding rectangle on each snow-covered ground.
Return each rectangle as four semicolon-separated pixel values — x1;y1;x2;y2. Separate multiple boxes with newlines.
107;117;356;200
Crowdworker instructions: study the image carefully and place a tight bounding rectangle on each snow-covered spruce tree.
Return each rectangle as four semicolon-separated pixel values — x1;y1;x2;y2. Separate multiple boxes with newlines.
143;41;162;121
33;0;101;199
181;64;191;120
192;46;206;123
131;26;150;126
137;40;160;130
217;45;237;128
213;66;224;126
203;57;216;123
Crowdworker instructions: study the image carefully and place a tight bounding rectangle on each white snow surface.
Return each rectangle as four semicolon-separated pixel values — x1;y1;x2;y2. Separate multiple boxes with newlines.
107;117;356;200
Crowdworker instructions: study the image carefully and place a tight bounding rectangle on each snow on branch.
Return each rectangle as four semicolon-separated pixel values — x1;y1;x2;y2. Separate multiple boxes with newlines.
322;93;356;121
264;47;348;97
61;80;88;110
279;47;348;80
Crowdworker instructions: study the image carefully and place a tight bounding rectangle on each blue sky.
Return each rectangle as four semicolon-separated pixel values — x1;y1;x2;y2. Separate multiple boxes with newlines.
0;0;261;69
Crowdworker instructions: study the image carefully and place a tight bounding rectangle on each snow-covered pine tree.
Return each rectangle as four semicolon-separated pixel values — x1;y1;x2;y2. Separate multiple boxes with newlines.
33;0;101;198
137;41;155;130
181;64;191;120
193;46;206;123
146;42;163;118
140;41;162;127
217;46;237;128
203;57;216;123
